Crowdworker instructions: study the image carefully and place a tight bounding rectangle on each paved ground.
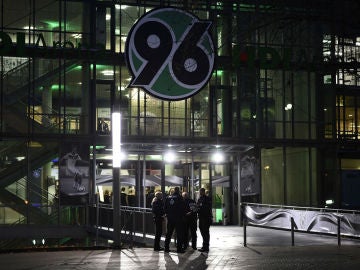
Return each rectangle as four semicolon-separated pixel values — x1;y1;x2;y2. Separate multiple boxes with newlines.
1;226;360;269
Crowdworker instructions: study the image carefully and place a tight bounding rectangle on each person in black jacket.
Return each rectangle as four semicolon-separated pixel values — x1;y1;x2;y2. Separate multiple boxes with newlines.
164;186;186;253
151;191;165;251
182;192;198;250
120;187;128;206
197;187;212;252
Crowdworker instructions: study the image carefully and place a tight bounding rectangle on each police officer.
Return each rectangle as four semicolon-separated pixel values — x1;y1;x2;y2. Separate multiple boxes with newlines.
164;186;186;253
197;187;212;252
182;192;198;250
151;191;165;251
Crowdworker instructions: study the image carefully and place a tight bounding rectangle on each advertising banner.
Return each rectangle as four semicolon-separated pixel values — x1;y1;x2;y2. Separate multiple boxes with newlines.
244;204;360;237
240;148;260;196
59;143;89;205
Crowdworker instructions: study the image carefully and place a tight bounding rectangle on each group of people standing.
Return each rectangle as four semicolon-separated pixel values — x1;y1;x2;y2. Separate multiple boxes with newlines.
151;187;212;253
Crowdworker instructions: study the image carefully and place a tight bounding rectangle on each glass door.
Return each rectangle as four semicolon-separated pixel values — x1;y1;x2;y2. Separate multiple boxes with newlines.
211;163;231;225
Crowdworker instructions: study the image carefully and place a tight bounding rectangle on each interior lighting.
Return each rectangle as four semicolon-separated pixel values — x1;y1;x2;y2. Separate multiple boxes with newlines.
42;21;59;29
50;84;65;91
102;70;114;76
115;5;128;9
164;150;176;163
325;199;334;205
212;151;225;163
285;103;293;110
120;151;127;161
102;151;126;161
23;26;35;30
112;112;121;168
72;33;82;39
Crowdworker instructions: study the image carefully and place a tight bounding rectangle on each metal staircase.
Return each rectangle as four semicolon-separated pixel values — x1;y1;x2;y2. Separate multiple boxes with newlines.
0;59;78;223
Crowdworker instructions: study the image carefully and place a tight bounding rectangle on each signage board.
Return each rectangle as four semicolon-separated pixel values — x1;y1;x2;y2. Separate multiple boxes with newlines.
125;7;215;100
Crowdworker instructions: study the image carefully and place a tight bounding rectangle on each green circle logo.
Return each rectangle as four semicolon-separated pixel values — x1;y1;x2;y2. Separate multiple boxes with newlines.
125;7;215;100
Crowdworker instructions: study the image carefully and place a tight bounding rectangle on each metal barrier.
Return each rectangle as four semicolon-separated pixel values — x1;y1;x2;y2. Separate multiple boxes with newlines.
242;203;360;247
89;204;154;247
120;206;153;247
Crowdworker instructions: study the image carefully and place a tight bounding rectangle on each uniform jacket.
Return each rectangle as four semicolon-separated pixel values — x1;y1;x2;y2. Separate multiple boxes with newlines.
164;191;185;223
197;194;212;219
184;198;198;221
152;198;165;221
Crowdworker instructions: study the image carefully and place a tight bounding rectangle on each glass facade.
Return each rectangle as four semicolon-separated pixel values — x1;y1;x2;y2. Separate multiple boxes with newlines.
1;0;360;248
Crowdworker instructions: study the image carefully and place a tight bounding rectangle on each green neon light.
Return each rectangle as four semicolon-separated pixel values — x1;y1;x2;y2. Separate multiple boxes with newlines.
50;84;65;91
213;70;223;76
43;20;59;29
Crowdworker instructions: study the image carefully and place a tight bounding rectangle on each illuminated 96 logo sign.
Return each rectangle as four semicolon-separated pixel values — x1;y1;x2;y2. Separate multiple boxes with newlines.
125;8;215;100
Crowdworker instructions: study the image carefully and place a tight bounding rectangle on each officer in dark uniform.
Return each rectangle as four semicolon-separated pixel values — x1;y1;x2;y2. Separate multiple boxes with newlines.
182;192;198;250
164;186;186;253
197;187;212;252
151;191;165;251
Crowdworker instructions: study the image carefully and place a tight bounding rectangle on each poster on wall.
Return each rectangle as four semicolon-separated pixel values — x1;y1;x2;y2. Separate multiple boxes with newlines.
59;143;89;205
240;149;260;196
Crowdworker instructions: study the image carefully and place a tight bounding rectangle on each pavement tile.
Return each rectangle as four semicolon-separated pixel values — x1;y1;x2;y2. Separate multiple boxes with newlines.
1;226;360;269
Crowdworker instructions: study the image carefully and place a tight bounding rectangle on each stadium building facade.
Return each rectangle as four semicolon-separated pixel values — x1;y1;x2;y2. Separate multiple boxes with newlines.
1;0;360;248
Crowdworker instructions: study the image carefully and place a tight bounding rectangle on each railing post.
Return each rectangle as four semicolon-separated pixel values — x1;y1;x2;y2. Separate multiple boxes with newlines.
337;215;341;246
96;197;99;246
142;210;146;243
243;218;247;247
132;210;135;248
290;217;295;246
243;205;247;247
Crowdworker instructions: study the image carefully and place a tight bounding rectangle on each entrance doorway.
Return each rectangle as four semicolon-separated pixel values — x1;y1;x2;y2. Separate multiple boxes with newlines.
94;155;232;224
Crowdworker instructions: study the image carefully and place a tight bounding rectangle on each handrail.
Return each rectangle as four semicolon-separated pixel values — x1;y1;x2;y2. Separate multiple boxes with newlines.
2;58;81;134
7;177;56;203
98;204;152;213
2;58;31;78
120;205;152;213
18;98;82;133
